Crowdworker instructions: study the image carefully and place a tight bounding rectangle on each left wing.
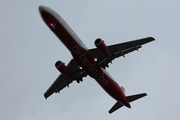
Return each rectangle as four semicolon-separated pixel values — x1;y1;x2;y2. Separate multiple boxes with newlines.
89;37;155;68
44;59;87;99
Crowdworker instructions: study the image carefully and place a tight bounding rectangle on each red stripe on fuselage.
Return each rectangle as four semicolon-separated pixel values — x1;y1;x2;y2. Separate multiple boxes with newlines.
40;9;130;108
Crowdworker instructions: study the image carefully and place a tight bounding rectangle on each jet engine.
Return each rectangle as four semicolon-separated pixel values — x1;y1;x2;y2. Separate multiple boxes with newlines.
94;38;114;69
94;38;108;53
55;61;68;74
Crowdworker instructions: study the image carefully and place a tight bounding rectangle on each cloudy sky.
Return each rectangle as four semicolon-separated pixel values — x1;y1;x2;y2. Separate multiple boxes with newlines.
1;0;180;120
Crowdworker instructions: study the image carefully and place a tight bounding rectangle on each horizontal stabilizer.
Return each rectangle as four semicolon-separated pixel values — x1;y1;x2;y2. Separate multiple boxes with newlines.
108;93;147;114
109;101;123;114
126;93;147;102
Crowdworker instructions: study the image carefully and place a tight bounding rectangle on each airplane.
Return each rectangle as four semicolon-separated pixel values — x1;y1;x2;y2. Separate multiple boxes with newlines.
38;5;154;114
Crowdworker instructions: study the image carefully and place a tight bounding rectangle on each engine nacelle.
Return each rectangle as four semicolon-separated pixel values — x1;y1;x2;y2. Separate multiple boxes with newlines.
94;38;108;53
55;61;68;74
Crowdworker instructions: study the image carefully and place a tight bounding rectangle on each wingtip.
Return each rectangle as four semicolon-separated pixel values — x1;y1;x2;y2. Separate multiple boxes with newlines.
149;37;155;41
44;94;48;99
108;109;113;114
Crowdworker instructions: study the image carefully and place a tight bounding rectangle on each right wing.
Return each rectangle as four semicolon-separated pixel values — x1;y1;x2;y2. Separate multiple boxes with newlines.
44;59;87;99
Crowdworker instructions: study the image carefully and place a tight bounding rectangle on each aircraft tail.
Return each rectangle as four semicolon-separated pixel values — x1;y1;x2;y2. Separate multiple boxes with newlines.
108;93;147;114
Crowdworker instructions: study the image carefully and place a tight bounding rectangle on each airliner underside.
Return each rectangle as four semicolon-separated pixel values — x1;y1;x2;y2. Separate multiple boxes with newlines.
38;5;154;114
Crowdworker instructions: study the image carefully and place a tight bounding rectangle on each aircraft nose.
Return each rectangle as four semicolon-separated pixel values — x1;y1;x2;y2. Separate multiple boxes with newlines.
38;5;46;12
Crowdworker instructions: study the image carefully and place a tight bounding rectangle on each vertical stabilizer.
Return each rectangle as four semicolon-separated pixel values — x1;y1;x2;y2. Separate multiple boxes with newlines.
120;86;125;94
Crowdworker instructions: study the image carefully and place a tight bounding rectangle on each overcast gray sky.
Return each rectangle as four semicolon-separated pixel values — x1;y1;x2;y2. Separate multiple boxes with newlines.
1;0;180;120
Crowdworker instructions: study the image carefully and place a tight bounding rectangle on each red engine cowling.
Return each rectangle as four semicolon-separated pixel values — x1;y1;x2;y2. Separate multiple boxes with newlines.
55;61;68;74
94;38;108;53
